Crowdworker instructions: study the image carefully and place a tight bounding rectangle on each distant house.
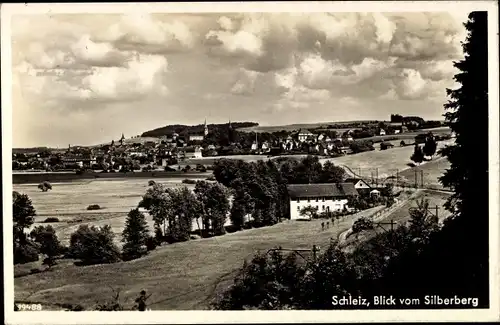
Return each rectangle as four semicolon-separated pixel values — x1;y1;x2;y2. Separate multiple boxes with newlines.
178;146;202;159
261;141;270;151
298;129;314;142
189;134;204;142
345;178;372;191
317;134;325;142
394;129;401;134
287;183;358;220
379;129;386;136
342;131;354;142
251;141;259;151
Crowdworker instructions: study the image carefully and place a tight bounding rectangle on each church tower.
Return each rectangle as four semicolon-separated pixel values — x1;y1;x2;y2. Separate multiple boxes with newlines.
204;118;208;136
120;133;125;146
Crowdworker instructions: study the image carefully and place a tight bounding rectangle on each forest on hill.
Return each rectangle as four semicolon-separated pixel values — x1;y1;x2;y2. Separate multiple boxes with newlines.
141;122;259;137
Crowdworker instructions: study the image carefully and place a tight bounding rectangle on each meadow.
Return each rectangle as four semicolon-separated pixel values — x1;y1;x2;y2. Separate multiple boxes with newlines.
320;139;453;180
13;178;198;246
14;206;383;310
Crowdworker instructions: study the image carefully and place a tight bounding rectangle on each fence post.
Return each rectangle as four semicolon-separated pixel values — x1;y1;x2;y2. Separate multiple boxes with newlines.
312;245;318;263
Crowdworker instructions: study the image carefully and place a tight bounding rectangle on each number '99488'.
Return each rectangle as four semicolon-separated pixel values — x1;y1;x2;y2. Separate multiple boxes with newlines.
16;304;42;311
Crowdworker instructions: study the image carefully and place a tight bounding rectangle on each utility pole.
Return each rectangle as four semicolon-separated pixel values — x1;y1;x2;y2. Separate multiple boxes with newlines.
396;169;399;188
414;169;418;188
435;205;439;219
376;168;379;187
421;170;424;188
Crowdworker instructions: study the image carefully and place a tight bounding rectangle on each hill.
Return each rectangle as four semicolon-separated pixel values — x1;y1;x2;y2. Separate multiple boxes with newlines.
141;122;259;138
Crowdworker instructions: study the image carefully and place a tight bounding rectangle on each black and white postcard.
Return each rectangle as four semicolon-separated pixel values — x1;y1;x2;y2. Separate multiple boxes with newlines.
2;1;499;324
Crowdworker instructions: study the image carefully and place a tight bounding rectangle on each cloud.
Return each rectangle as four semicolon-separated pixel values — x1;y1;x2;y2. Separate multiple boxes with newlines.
96;14;195;54
230;68;261;95
80;54;169;101
71;35;131;67
218;16;235;31
15;53;169;104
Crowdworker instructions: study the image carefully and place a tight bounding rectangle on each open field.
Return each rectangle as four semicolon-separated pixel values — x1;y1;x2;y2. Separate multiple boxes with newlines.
320;139;453;180
15;206;383;310
14;178;194;216
14;178;199;245
398;158;451;189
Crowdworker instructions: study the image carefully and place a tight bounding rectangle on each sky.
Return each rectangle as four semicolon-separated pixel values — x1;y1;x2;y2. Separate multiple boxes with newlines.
10;11;470;148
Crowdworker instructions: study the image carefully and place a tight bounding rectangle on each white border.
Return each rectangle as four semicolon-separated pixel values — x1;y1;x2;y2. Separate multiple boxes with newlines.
2;1;499;324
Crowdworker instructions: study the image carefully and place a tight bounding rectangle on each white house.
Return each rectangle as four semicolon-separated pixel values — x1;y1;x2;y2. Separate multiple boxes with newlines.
179;146;202;159
189;134;204;142
251;141;259;151
287;183;358;220
342;132;354;142
379;129;386;136
298;129;314;142
261;141;270;151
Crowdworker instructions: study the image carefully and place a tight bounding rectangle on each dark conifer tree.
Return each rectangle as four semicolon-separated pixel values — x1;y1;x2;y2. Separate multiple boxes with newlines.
122;208;150;261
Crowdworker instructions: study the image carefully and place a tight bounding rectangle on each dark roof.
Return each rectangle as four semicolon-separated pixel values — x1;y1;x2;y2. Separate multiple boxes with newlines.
287;183;358;199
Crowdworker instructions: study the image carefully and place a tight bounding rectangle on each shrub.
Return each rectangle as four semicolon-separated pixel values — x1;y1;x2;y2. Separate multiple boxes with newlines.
43;217;60;223
196;164;207;172
68;225;121;265
148;180;156;186
224;224;241;233
70;305;85;311
86;204;101;211
38;181;52;192
182;179;197;184
206;175;216;181
30;225;63;268
352;217;374;234
145;236;157;251
30;268;42;274
14;241;39;264
164;166;176;172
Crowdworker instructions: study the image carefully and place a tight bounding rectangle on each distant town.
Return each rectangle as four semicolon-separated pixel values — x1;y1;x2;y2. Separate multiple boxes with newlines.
12;115;450;176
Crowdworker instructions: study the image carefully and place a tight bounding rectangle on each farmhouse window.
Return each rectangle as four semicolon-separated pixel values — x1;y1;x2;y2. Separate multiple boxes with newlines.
322;197;325;202
322;205;325;210
316;198;319;202
296;198;300;203
307;198;310;203
297;206;300;211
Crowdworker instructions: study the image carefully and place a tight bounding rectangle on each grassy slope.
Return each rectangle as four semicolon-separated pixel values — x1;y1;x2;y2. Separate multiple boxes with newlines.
15;207;382;310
